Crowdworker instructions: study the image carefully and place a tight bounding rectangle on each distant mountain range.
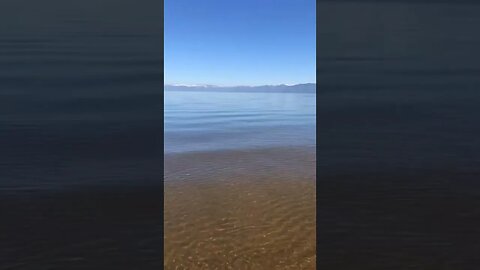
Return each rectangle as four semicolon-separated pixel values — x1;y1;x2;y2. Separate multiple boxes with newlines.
164;83;316;93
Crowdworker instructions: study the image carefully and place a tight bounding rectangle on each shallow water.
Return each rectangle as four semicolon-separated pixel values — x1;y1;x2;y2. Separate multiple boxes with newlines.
164;148;316;270
164;88;316;269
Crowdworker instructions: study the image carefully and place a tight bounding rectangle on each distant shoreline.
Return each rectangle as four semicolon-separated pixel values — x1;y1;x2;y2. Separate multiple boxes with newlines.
164;83;316;93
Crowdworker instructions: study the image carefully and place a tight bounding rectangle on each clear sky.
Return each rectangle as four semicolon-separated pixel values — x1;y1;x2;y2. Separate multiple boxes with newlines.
164;0;315;86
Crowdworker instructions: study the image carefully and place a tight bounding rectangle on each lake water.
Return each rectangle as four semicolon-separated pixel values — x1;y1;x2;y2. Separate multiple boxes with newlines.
0;0;162;190
318;1;480;269
3;0;480;268
164;89;316;154
163;88;316;269
1;1;163;269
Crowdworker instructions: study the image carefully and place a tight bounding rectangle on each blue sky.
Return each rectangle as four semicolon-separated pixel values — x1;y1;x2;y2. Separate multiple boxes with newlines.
165;0;315;86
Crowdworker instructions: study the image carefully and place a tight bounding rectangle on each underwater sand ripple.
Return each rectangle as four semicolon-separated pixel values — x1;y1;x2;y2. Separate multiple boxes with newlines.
164;147;316;270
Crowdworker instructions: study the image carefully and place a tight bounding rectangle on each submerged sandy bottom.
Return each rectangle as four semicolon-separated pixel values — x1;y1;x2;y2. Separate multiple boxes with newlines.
164;147;316;269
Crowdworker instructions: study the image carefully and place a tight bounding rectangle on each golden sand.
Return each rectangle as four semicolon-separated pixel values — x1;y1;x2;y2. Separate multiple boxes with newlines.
164;147;316;269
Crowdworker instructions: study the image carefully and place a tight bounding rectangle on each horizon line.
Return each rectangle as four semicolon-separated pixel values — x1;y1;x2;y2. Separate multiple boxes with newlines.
164;83;316;88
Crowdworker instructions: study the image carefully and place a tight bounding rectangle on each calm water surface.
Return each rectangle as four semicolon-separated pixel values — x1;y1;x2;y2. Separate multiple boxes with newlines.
164;89;316;269
0;0;162;190
164;89;315;154
1;1;163;269
318;2;480;269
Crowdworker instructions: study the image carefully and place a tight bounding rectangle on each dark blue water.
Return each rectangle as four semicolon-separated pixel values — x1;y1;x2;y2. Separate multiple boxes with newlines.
318;2;480;269
0;0;162;190
1;1;163;268
165;89;315;154
318;1;480;174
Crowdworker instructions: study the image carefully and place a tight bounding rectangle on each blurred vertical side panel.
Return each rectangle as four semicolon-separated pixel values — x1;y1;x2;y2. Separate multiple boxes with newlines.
0;0;164;268
317;0;480;268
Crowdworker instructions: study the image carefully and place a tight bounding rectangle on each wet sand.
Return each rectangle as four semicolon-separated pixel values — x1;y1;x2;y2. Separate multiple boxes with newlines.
164;147;316;269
